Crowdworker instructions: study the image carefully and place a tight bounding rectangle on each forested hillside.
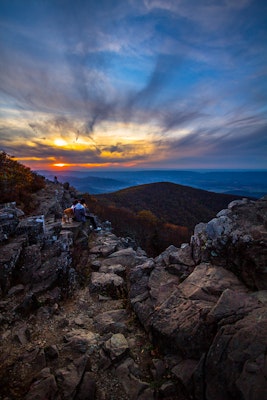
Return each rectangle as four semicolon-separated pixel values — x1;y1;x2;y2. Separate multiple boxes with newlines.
84;182;246;256
95;182;245;229
0;152;45;211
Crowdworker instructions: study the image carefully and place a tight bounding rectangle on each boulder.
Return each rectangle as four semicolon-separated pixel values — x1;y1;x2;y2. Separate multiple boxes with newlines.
12;322;31;345
191;198;267;290
104;333;129;361
148;266;180;306
25;368;58;400
55;356;89;399
16;216;45;244
154;245;179;267
0;206;20;242
147;264;248;358
90;272;126;299
129;259;155;299
63;330;99;354
99;263;126;277
172;359;199;387
116;357;152;399
94;309;129;334
207;288;261;322
0;237;27;294
203;307;267;400
89;243;118;257
168;243;195;267
76;372;96;400
102;247;145;268
19;244;42;284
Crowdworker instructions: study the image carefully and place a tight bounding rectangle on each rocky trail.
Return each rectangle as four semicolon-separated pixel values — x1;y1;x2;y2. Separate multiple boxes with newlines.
1;237;182;399
0;182;187;399
0;181;266;400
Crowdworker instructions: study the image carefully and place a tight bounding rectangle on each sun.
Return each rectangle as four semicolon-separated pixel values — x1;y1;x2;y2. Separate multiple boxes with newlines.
54;163;66;167
54;138;67;147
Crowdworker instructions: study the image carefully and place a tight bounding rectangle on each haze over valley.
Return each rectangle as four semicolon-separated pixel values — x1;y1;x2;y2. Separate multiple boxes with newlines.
38;169;267;199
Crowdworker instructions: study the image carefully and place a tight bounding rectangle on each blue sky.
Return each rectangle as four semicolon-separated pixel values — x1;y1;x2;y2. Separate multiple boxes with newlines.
0;0;266;170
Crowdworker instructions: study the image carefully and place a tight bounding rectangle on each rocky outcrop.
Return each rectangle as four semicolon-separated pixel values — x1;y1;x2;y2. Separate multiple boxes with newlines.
191;197;267;290
0;183;266;400
128;197;267;400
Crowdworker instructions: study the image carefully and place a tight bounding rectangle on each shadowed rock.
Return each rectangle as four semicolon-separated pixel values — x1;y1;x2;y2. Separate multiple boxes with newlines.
90;272;126;299
1;184;266;400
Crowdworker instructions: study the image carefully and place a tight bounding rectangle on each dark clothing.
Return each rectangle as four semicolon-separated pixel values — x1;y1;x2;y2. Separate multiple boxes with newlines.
87;215;97;229
73;203;86;222
81;202;98;229
77;200;98;229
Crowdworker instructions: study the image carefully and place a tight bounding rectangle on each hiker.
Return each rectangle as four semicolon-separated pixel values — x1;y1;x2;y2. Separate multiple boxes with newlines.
79;198;101;231
54;176;59;184
73;200;86;222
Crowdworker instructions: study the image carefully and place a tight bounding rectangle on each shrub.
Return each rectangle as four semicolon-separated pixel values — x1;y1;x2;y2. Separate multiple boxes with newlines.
0;151;45;209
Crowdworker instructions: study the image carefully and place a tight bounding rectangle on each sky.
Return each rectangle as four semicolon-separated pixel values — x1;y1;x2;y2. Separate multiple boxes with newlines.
0;0;267;171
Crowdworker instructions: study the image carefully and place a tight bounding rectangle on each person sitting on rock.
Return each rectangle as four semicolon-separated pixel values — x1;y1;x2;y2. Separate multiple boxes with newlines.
79;198;101;231
73;200;86;222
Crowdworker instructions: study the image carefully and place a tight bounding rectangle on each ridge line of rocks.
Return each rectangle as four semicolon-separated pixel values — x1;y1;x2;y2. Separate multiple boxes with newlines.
0;183;266;399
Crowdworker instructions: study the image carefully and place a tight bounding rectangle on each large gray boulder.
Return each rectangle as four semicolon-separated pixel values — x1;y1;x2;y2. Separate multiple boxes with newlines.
191;197;267;290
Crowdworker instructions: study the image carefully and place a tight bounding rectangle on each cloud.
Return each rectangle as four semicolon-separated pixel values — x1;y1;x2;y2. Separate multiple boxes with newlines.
0;0;266;169
143;0;252;29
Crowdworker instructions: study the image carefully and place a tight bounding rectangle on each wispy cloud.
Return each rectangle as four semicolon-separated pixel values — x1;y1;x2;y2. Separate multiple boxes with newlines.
0;0;266;169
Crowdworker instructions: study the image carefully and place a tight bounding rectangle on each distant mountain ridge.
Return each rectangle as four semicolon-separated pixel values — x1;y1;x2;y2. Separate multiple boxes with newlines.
56;175;126;194
93;181;248;231
85;182;251;256
37;169;267;198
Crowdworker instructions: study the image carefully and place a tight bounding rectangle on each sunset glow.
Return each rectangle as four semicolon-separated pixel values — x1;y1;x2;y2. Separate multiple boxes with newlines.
0;0;266;171
54;139;68;147
53;163;67;168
